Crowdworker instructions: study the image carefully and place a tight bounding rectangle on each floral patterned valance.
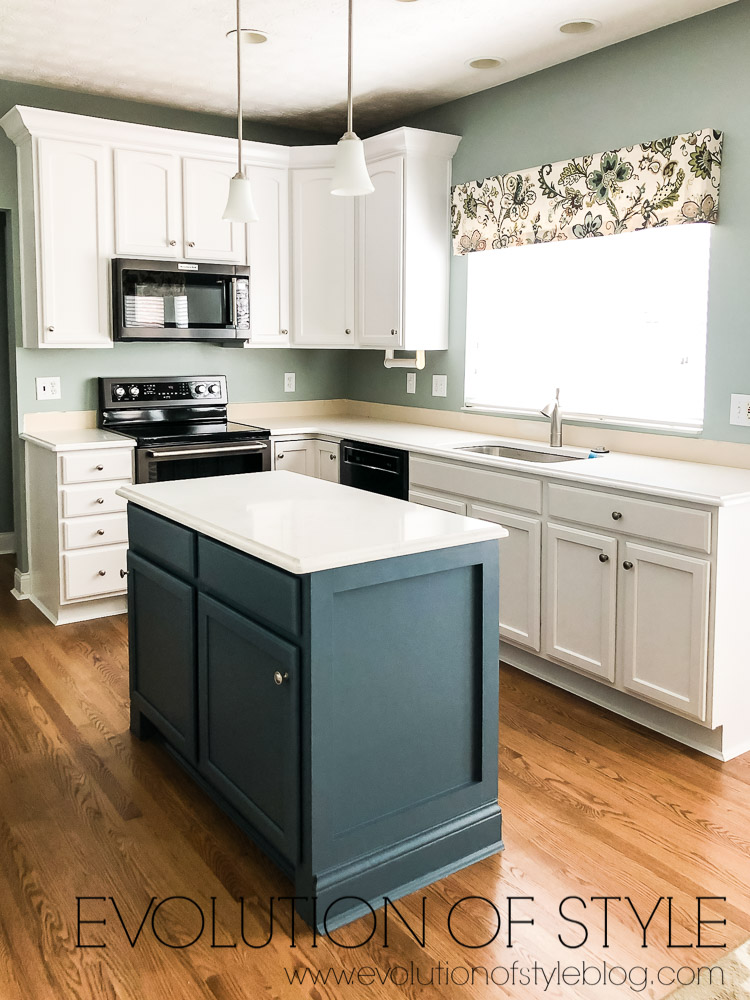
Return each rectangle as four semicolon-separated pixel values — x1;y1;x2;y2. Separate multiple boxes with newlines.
451;128;723;255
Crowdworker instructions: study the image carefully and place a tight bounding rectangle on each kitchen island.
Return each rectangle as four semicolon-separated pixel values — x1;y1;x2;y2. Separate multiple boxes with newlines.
117;471;508;931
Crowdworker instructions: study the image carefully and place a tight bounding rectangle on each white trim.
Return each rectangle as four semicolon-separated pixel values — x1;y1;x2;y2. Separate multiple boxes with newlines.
30;593;127;625
463;403;703;436
11;567;31;600
0;531;15;555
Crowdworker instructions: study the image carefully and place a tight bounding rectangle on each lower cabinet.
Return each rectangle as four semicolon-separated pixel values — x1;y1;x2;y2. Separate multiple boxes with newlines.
197;594;299;860
316;440;340;482
128;551;197;761
543;523;617;682
274;439;316;475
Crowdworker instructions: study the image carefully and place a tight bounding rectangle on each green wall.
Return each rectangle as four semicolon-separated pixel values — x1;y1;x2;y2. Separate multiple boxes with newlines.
350;0;750;448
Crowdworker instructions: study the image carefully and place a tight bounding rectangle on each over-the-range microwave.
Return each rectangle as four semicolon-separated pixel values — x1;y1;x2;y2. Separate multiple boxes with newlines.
112;258;250;341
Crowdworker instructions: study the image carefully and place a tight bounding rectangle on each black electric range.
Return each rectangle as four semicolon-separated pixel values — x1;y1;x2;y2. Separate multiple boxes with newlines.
98;376;271;484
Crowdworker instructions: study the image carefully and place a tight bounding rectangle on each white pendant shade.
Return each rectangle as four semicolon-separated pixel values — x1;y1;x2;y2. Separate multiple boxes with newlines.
331;133;374;196
223;172;259;222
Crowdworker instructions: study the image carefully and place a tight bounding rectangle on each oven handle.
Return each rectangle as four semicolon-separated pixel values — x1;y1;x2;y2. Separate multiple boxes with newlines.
145;443;268;458
231;277;238;328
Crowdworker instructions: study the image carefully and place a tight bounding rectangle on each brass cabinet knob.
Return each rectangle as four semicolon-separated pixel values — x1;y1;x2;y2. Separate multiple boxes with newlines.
273;671;289;686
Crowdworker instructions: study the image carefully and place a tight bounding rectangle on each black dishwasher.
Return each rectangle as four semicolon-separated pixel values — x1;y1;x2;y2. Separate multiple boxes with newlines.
339;440;409;499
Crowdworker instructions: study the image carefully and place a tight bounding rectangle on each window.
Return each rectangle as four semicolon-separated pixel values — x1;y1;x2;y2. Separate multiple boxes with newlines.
464;224;712;431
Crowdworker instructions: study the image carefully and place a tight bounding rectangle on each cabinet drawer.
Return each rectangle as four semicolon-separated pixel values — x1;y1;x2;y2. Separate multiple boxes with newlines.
409;489;467;515
547;484;711;553
410;456;542;513
62;546;128;602
61;482;129;518
63;513;128;550
127;505;196;580
199;536;301;638
60;449;132;484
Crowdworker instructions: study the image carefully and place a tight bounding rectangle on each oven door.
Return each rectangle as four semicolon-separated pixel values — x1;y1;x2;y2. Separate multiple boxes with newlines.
136;441;271;484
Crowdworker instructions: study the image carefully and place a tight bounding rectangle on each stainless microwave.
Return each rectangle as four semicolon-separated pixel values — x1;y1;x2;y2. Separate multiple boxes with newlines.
112;258;250;341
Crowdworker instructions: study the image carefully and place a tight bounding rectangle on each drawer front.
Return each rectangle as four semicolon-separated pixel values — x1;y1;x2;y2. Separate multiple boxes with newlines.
62;546;128;602
60;449;133;485
410;456;542;513
199;536;301;638
127;505;196;580
61;482;130;518
63;513;129;550
547;484;711;553
409;489;468;515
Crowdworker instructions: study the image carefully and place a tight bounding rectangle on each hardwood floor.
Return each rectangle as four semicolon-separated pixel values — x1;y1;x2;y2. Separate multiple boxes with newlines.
1;552;749;999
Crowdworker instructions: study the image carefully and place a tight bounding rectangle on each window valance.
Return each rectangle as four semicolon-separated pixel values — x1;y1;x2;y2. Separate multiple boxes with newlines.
451;128;722;255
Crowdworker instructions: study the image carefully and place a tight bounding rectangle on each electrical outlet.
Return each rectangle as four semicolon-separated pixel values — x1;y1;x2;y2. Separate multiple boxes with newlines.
35;377;61;401
406;372;416;394
432;374;447;398
284;372;296;393
729;394;750;426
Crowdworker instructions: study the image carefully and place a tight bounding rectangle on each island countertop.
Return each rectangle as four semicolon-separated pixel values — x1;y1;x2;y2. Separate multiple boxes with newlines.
117;470;508;575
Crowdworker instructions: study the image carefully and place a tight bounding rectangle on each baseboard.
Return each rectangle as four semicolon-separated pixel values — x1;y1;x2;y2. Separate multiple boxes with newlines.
0;531;15;556
29;594;128;625
11;566;31;600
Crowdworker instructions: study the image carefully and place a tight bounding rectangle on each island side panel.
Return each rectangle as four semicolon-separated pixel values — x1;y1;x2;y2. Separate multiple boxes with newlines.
300;541;502;927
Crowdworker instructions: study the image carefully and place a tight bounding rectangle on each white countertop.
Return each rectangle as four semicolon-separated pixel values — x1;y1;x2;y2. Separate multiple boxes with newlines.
261;416;750;506
21;428;134;452
117;471;509;575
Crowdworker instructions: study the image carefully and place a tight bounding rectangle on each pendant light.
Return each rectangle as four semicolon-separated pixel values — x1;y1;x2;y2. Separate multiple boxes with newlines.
331;0;373;196
223;0;259;222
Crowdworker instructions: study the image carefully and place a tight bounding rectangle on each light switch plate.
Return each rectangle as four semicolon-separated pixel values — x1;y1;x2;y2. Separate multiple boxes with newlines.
35;376;61;400
284;372;296;393
729;393;750;426
432;374;447;397
406;372;416;394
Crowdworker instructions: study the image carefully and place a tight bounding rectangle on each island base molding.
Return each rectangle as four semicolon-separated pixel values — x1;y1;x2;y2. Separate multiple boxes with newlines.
501;643;750;762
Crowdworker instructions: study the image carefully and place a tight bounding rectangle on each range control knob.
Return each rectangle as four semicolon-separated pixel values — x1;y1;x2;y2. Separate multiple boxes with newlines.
113;385;126;398
193;383;208;396
208;383;221;395
129;385;140;397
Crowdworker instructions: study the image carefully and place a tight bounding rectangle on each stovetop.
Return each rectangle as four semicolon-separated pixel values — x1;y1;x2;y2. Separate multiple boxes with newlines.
112;420;270;449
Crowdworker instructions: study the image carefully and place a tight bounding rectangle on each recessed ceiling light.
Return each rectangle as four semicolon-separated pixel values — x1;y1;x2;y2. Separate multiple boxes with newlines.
225;28;268;44
465;57;506;70
558;18;600;34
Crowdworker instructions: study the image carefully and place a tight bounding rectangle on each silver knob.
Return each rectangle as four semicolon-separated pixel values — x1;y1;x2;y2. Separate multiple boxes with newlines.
391;329;397;336
169;239;176;246
345;329;352;335
96;529;105;536
598;553;609;563
96;464;104;471
96;498;105;504
281;329;289;335
47;325;55;332
187;241;195;248
623;560;634;570
120;569;128;578
277;453;284;460
98;570;106;577
273;671;289;686
612;511;623;521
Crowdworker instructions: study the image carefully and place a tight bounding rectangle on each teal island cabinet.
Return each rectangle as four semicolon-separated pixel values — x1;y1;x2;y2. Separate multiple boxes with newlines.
117;471;508;931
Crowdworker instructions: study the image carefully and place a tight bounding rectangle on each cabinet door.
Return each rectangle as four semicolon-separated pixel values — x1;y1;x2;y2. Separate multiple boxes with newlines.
127;552;196;761
315;440;339;482
183;157;245;262
36;137;113;347
409;489;467;515
358;155;403;348
274;440;315;476
291;167;355;345
620;542;710;720
114;148;182;257
469;503;541;652
544;523;617;681
246;165;290;344
198;595;299;860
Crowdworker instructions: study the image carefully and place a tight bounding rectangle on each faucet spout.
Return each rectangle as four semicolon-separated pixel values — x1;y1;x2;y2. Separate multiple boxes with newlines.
541;388;563;448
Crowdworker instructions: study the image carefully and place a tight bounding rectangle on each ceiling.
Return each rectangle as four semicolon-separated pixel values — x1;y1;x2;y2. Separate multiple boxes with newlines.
0;0;738;132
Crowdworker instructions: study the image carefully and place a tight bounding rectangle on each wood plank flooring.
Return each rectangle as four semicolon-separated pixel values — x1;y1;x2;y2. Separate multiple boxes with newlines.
1;553;749;999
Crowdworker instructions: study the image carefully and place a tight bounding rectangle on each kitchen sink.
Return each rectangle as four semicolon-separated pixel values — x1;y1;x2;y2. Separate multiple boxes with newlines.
454;444;584;463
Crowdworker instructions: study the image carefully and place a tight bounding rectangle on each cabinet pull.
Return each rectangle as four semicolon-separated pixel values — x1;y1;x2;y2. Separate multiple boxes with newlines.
120;569;128;579
169;239;177;246
611;511;623;521
98;570;106;577
187;241;196;247
47;325;55;332
281;329;288;335
96;529;105;536
277;453;284;460
345;329;352;335
330;453;336;461
391;329;397;336
273;671;289;686
623;560;634;570
95;464;104;471
96;497;105;504
598;553;609;563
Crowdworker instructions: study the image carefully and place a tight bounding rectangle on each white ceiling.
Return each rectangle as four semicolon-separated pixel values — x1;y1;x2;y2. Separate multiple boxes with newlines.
0;0;738;132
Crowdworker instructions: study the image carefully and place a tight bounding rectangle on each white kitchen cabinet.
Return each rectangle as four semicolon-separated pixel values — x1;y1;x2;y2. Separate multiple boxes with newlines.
34;137;113;348
543;523;617;682
274;439;316;476
246;165;290;344
291;166;355;346
315;440;340;482
620;542;710;720
469;503;541;652
409;489;468;515
183;156;246;263
114;147;182;258
357;155;403;348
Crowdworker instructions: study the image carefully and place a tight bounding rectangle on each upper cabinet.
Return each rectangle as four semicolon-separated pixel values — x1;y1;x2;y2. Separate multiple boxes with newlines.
0;107;459;350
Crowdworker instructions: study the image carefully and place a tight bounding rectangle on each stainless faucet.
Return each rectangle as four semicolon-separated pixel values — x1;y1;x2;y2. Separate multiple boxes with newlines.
541;388;563;447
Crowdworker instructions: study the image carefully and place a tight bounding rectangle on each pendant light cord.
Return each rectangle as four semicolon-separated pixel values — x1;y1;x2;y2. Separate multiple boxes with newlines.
235;0;243;175
347;0;353;135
